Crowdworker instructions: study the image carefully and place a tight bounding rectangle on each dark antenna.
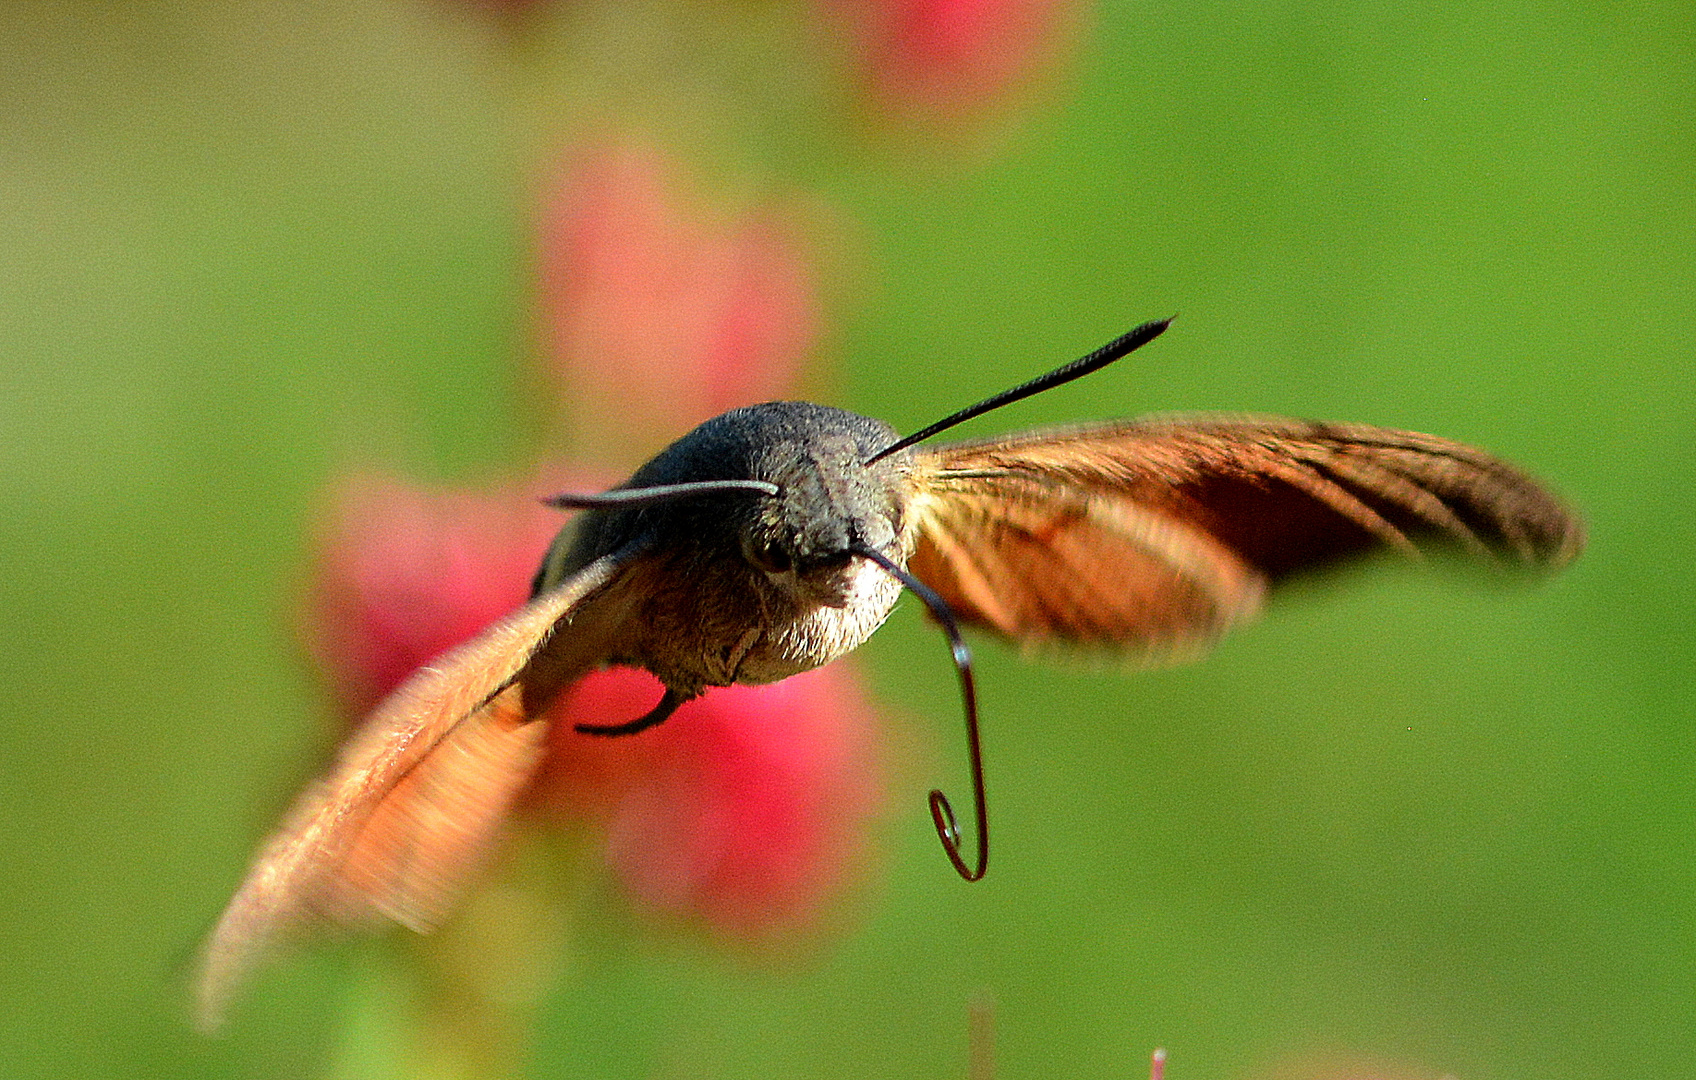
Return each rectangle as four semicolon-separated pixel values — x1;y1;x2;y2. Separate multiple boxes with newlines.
545;479;780;509
852;544;987;882
865;318;1172;466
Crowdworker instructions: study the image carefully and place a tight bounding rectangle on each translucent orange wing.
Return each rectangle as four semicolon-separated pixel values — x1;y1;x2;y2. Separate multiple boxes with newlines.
195;548;647;1029
906;416;1583;658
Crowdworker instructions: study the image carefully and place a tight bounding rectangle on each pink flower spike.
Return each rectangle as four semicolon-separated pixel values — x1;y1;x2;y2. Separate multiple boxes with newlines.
537;145;824;459
533;663;888;937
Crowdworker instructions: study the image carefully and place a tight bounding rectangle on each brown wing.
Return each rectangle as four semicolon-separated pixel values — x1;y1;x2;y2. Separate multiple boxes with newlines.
194;547;648;1030
906;415;1583;657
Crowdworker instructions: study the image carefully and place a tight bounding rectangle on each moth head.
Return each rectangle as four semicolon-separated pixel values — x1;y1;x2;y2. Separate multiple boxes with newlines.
735;423;909;608
548;400;915;608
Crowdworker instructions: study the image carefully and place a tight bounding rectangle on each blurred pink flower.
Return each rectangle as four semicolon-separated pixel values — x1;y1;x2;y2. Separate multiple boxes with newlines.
305;470;586;718
832;0;1077;118
538;145;824;459
534;663;884;934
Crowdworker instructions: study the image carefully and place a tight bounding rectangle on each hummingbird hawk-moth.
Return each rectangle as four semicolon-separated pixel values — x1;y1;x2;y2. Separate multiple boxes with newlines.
195;319;1582;1026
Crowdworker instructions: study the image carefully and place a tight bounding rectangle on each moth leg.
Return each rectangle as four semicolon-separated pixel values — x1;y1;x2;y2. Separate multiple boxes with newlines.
574;685;692;737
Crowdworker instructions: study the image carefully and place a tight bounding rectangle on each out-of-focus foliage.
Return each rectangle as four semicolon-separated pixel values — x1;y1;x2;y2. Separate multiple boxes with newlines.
1;1;1690;1078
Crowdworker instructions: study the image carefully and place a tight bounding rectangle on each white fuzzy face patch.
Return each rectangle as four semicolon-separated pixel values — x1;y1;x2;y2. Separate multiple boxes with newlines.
734;556;906;685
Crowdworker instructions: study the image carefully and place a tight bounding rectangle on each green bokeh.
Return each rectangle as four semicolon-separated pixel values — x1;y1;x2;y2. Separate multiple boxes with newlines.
2;1;1690;1078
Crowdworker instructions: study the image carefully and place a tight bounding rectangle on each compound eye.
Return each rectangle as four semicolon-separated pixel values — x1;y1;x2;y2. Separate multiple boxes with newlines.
747;538;793;575
796;549;854;575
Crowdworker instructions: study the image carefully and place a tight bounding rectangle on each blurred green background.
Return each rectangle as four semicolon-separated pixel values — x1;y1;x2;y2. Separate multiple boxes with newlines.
2;1;1691;1078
